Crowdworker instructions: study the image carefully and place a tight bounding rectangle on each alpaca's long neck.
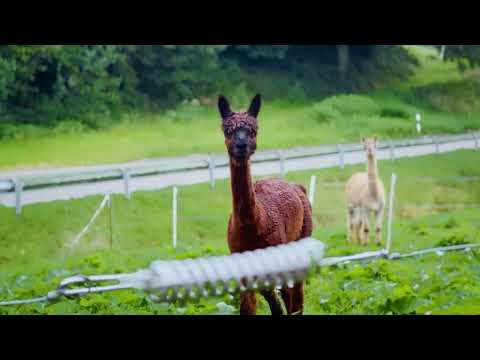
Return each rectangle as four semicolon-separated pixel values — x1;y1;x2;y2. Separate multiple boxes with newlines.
229;160;257;226
367;155;379;196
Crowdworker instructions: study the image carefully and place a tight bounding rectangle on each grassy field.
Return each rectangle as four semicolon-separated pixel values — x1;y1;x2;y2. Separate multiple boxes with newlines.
1;46;480;171
1;150;479;315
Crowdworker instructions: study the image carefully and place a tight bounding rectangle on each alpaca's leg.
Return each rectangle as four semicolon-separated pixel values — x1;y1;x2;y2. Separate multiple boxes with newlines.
354;208;363;245
353;223;359;245
358;222;365;245
290;282;304;315
347;209;353;244
240;291;257;315
280;282;304;315
261;290;284;316
356;223;363;245
350;222;357;245
350;208;360;245
360;210;370;246
375;208;384;245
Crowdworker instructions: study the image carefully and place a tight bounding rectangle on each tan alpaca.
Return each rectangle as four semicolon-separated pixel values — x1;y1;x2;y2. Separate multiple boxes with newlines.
345;137;386;246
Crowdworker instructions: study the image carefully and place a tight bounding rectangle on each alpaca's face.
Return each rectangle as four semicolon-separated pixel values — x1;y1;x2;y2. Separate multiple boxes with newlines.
218;95;261;165
362;137;379;158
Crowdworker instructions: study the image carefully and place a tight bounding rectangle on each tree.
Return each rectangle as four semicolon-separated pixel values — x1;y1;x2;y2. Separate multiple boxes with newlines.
0;45;129;124
0;45;418;126
129;45;227;105
337;45;350;80
442;45;480;70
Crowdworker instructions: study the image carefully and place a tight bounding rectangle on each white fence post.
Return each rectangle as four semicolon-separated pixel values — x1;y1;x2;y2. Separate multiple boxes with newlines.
122;169;131;200
386;173;397;255
416;113;422;134
308;175;317;207
107;193;113;249
337;144;344;169
279;152;286;177
15;180;23;216
207;156;216;188
172;186;178;249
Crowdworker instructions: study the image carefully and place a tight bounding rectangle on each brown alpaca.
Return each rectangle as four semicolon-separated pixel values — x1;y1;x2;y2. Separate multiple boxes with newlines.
218;94;313;316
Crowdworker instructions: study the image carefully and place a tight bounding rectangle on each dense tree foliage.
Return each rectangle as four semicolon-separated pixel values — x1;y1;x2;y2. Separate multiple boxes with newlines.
440;45;480;70
0;45;426;127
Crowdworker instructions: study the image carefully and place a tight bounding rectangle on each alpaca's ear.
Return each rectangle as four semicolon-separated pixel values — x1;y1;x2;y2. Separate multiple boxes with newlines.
218;96;232;119
361;137;366;145
373;136;379;145
248;94;262;118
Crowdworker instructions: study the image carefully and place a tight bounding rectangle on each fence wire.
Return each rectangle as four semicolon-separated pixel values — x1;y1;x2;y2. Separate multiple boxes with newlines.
51;169;480;258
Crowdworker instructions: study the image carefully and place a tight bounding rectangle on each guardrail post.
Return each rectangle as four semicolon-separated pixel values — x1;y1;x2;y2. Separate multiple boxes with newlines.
472;133;479;151
278;152;286;177
121;169;131;200
207;156;216;189
433;136;440;155
15;180;23;216
308;175;317;207
172;186;178;249
337;144;344;169
389;142;396;162
386;173;397;255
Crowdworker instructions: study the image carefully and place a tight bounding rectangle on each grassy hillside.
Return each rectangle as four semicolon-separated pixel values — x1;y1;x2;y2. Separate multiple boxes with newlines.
1;46;480;171
1;150;479;315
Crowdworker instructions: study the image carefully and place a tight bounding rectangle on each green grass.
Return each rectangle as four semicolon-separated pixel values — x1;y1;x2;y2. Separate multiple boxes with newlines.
1;46;480;171
1;150;479;315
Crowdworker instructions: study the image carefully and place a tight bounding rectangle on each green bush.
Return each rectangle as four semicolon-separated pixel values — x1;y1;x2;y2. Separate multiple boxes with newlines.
314;95;381;116
52;121;88;136
0;123;50;141
436;233;469;247
0;123;19;140
379;107;410;119
407;79;480;113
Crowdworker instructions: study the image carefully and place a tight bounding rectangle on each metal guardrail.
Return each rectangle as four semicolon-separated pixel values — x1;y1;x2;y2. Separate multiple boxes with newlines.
0;131;478;194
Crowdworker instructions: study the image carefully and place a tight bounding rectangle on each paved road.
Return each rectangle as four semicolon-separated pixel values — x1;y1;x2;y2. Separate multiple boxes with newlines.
0;138;477;207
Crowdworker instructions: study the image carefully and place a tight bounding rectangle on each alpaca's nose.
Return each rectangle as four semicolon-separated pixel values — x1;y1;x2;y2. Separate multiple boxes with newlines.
235;132;248;149
236;141;247;149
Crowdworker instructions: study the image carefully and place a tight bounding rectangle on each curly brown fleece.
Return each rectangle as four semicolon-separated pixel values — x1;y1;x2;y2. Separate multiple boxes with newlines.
219;94;313;315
